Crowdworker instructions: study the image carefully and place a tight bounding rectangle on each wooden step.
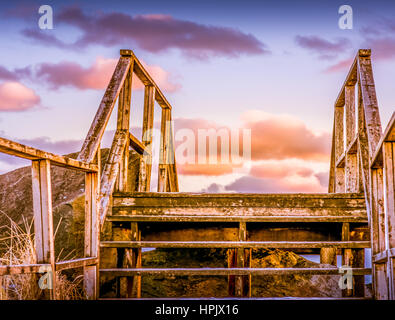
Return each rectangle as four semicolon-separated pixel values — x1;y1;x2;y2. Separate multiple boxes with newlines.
100;267;372;276
110;192;367;222
100;240;370;249
107;214;367;223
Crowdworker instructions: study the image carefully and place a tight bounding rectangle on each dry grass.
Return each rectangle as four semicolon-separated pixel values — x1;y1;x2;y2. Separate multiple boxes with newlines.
0;211;85;300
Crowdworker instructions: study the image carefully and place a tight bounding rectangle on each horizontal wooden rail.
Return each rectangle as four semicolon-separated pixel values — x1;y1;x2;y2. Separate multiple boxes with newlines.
107;215;369;223
373;248;395;264
100;241;370;249
0;258;98;275
0;137;98;172
101;267;372;276
0;264;48;276
55;257;98;272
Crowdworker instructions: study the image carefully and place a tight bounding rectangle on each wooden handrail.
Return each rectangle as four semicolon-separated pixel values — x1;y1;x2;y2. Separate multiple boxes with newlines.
0;137;97;172
78;55;132;163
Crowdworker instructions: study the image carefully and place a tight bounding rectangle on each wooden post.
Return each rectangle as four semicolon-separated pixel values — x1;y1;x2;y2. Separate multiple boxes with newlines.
138;85;155;192
84;167;99;299
371;167;389;299
32;159;56;300
116;61;133;192
229;222;251;297
335;106;345;192
158;108;170;192
384;141;395;298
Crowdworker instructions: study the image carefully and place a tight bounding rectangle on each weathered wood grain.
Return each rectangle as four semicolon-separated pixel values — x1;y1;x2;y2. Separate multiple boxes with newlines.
78;56;132;163
0;137;97;172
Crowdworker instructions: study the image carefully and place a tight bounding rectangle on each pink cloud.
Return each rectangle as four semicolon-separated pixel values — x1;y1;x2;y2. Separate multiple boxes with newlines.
242;111;331;161
36;57;180;91
0;82;40;111
324;58;353;73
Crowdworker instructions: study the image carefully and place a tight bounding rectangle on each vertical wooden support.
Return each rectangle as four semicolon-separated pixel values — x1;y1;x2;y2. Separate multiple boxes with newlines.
228;222;250;297
32;159;56;300
371;167;389;299
341;223;365;297
345;85;356;146
335;106;345;192
138;85;155;192
384;142;395;298
167;112;179;192
84;156;99;299
158;108;170;192
116;59;133;192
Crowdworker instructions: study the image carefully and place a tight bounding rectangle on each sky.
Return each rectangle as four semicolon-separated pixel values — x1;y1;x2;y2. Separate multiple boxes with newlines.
0;0;394;193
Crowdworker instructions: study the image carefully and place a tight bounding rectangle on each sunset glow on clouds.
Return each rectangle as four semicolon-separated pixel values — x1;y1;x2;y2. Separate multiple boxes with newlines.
33;57;180;91
0;81;40;111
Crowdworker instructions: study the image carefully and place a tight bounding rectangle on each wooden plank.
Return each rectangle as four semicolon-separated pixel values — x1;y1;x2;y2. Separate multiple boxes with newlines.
0;264;48;276
384;142;395;298
130;133;147;155
0;137;97;172
56;257;98;272
100;241;370;249
158;108;170;192
335;54;358;108
84;170;99;299
99;130;128;226
138;85;155;192
357;51;383;158
384;142;395;249
345;85;356;146
346;153;358;193
167;112;179;192
100;267;372;277
116;64;132;193
31;159;56;299
373;251;388;264
78;55;132;163
107;215;368;223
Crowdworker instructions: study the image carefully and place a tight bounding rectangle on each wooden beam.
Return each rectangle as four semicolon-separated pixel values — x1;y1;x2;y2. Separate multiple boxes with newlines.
84;168;99;299
138;85;155;192
107;215;368;223
0;264;48;276
99;130;128;226
78;55;132;163
56;258;98;272
129;133;147;155
100;267;372;277
0;137;97;172
357;51;383;158
158;108;170;192
100;241;371;249
32;159;56;299
116;64;133;193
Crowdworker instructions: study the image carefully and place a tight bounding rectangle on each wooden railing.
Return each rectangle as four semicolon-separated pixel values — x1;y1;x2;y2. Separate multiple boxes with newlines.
0;137;99;300
77;49;178;228
329;49;395;299
0;49;178;300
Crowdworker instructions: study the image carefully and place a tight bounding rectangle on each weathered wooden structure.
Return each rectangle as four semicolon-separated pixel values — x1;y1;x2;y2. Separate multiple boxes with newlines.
0;49;394;299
